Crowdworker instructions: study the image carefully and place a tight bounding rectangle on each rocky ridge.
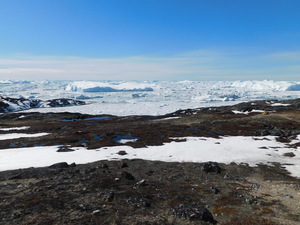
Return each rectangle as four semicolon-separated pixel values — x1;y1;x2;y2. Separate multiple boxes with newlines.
0;96;85;113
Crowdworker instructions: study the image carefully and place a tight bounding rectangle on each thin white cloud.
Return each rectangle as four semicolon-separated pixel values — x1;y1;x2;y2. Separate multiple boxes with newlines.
265;51;300;61
0;50;299;81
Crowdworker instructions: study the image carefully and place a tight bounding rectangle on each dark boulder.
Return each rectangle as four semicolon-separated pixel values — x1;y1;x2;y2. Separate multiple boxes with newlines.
69;162;77;167
8;174;22;180
146;170;154;176
210;187;220;194
283;152;296;157
120;162;128;168
99;163;109;169
118;150;128;156
202;162;221;173
49;162;69;169
121;171;135;180
102;191;115;202
57;147;75;152
84;167;97;174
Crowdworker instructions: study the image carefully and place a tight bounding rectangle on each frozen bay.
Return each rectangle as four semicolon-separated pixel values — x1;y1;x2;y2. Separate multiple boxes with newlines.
1;80;300;116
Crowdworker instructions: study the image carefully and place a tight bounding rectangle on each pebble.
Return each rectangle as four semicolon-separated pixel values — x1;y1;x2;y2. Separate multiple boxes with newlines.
283;194;294;199
136;179;147;187
92;210;101;215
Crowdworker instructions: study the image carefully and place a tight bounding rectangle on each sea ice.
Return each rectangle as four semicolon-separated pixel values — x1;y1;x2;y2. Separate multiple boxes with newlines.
1;80;300;116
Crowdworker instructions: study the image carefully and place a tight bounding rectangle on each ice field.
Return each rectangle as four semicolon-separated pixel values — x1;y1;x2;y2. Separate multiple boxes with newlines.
1;80;300;116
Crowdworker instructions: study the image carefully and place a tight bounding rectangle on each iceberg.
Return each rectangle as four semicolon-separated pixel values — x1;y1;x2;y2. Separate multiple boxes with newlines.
65;81;154;92
0;80;31;84
286;84;300;91
231;80;300;92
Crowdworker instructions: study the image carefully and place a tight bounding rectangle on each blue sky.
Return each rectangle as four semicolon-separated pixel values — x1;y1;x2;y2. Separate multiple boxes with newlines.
0;0;299;80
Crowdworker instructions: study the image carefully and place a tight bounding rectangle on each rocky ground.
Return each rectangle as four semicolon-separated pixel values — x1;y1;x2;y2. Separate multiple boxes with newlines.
0;98;300;224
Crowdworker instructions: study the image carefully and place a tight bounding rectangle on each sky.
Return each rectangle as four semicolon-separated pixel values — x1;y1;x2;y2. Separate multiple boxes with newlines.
0;0;299;81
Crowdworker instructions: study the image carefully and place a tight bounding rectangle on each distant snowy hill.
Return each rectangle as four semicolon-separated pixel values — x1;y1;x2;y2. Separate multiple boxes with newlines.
0;96;85;113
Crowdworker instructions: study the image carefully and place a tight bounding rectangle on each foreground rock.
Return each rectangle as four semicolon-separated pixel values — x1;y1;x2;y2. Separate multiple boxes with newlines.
0;160;300;225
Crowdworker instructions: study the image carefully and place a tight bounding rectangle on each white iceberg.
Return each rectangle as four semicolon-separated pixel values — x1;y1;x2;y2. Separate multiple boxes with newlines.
65;81;155;92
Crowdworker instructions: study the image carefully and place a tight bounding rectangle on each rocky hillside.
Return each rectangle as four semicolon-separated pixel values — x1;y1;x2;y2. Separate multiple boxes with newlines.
0;98;299;224
0;98;299;150
0;96;85;113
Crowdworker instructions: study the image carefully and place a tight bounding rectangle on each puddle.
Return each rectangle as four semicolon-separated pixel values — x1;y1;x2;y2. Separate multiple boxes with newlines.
78;139;89;144
62;116;110;122
94;134;106;140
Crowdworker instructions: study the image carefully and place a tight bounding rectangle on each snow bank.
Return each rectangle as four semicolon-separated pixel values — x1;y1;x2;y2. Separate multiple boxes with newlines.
65;81;155;92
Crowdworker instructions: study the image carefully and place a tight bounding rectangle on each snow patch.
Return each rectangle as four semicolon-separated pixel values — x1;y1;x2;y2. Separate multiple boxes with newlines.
271;103;291;107
232;110;265;115
0;126;30;131
0;135;299;177
150;117;181;121
0;133;49;140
